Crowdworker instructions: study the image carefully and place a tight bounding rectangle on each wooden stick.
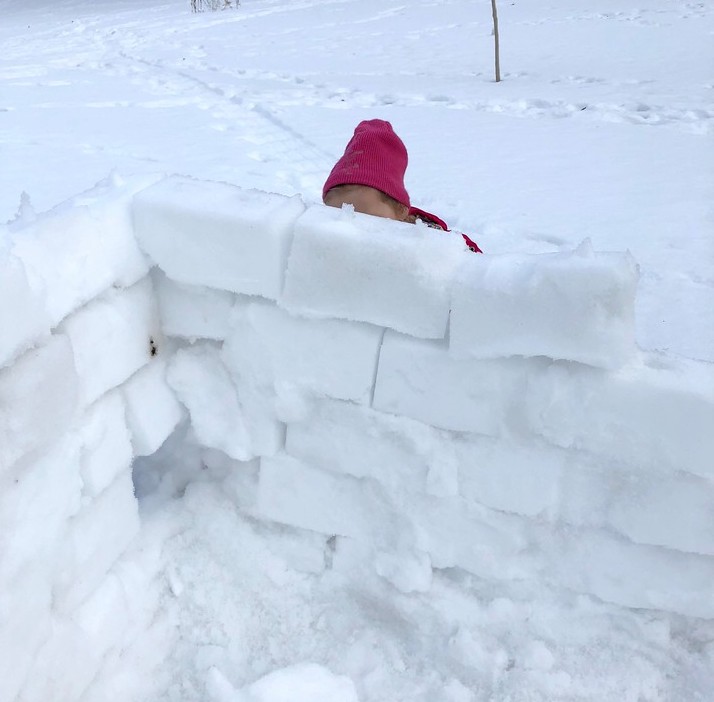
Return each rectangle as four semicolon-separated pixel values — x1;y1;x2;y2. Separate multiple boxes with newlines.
491;0;501;82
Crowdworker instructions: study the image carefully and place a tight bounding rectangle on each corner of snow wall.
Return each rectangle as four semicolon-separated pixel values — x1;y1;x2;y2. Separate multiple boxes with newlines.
0;174;183;702
2;174;714;701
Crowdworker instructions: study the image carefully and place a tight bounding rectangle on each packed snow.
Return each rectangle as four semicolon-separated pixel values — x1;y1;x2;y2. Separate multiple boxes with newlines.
1;0;713;701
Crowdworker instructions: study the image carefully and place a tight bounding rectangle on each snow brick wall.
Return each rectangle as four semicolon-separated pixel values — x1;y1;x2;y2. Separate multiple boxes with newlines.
2;174;713;701
1;176;183;702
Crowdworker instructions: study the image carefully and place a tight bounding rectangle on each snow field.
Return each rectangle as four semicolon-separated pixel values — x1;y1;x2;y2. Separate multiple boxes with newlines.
2;174;713;700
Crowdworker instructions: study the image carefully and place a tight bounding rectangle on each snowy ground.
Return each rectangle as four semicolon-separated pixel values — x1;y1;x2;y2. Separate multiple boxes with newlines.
3;0;714;700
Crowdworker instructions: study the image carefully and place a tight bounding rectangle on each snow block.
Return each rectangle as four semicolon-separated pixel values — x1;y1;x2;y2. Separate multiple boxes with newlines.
0;245;50;369
606;472;714;557
223;300;383;406
73;572;130;647
18;559;159;702
547;527;714;619
456;437;563;518
286;398;449;495
59;277;160;406
374;548;434;594
0;435;82;585
79;392;133;498
109;552;163;638
0;334;79;470
525;355;714;480
132;176;305;299
253;453;377;539
450;244;638;369
122;359;183;456
0;438;81;702
281;204;464;338
53;471;140;613
373;331;532;435
407;494;530;582
11;174;150;326
0;561;54;702
154;270;237;340
167;344;253;461
219;300;383;456
555;458;615;529
16;617;97;702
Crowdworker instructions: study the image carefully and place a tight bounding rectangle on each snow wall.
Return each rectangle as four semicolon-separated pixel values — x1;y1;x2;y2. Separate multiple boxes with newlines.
2;174;714;702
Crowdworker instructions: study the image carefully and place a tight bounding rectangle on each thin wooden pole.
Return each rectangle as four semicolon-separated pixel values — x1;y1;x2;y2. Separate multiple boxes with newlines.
491;0;501;82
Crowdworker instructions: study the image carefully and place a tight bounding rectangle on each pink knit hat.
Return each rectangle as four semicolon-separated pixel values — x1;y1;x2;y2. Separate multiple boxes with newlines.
323;119;411;207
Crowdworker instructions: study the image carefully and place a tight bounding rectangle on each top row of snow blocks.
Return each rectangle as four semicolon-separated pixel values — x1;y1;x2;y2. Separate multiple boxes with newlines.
132;175;639;370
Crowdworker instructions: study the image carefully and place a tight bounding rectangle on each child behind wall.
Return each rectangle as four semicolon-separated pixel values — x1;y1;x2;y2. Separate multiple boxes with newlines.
322;119;482;253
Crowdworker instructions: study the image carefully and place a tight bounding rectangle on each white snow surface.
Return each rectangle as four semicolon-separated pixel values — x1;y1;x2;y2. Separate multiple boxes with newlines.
2;0;714;701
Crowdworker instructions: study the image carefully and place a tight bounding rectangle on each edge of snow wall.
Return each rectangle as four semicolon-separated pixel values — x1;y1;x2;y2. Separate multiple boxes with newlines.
2;174;713;701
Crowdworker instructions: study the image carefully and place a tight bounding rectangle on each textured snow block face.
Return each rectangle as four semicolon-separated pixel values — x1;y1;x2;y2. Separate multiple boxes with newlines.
0;563;53;702
132;176;305;299
167;344;253;461
154;271;237;340
556;460;615;529
0;246;50;369
122;359;183;456
11;175;150;326
79;392;133;498
100;560;162;646
0;436;81;584
606;473;714;557
22;561;161;702
282;204;464;338
60;277;160;406
254;453;376;539
548;528;714;619
0;437;81;702
526;356;714;480
286;399;452;496
0;334;79;470
408;494;530;582
220;301;383;456
456;437;563;518
223;301;384;406
450;245;638;369
16;618;97;702
373;331;532;435
53;471;140;613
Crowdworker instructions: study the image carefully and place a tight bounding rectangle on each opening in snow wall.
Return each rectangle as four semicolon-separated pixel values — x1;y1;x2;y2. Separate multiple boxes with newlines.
2;174;713;702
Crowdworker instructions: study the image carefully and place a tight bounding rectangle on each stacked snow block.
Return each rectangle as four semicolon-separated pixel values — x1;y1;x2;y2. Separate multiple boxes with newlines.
134;176;714;621
0;175;182;702
4;172;713;701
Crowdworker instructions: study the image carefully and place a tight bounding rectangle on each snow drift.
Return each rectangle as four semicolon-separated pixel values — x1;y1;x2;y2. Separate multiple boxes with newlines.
1;174;713;702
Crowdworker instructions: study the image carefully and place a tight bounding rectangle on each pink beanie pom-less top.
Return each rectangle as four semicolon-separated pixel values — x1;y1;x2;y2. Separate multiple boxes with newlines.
322;119;411;208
